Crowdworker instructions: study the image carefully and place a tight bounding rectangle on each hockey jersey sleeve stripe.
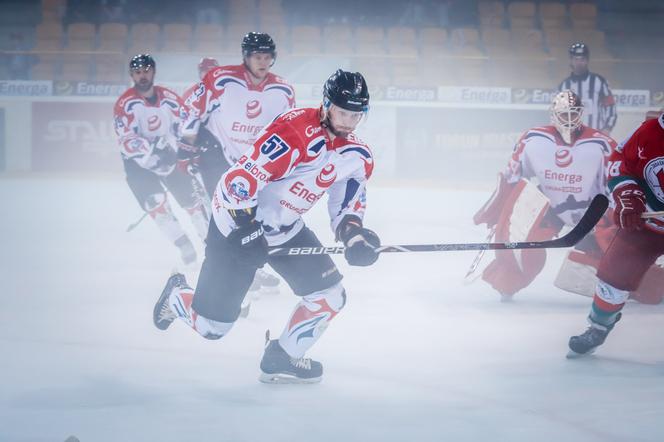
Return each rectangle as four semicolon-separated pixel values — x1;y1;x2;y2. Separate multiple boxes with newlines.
339;178;360;212
577;139;611;154
215;77;245;89
339;146;371;158
265;84;294;97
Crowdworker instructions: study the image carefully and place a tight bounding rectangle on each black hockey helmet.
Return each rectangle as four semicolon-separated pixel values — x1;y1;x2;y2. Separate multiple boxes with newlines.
569;42;589;58
241;32;276;58
129;53;156;71
323;69;370;112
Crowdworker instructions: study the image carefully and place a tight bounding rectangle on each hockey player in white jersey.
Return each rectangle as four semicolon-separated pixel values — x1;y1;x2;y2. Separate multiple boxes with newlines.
180;32;293;296
153;70;380;383
114;54;209;265
473;90;616;300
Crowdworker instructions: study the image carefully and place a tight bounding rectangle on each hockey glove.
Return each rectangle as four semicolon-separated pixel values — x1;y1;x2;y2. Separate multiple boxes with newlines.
612;183;646;231
176;141;201;175
227;208;268;267
338;216;381;267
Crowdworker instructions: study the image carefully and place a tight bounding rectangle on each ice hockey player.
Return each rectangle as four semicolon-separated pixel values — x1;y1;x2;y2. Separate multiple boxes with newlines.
568;113;664;357
153;69;380;383
180;32;294;295
113;54;209;265
473;90;615;300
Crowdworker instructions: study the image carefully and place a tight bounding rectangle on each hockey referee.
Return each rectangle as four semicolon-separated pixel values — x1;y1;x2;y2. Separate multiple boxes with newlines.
558;42;617;135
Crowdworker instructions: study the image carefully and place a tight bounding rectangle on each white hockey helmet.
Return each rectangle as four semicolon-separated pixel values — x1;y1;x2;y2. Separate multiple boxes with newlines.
551;90;584;144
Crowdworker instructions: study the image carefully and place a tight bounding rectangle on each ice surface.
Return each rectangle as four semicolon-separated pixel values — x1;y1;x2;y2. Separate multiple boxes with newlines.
1;178;662;442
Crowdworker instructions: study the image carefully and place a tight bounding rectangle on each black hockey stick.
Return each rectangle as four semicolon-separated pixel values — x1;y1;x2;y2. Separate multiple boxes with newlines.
126;212;149;232
268;194;609;257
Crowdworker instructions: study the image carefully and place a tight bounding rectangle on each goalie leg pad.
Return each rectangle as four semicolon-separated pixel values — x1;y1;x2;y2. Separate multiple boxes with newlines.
481;179;554;296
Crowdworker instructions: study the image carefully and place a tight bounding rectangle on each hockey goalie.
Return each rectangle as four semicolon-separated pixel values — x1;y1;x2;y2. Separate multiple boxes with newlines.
473;90;663;304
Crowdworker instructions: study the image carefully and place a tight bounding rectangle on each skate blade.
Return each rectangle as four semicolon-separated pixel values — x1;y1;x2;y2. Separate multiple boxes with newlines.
566;348;596;359
258;372;321;384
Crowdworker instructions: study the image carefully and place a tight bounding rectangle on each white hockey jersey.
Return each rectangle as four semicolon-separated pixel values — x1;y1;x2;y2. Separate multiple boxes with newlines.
113;85;188;165
212;107;374;246
182;64;295;164
506;125;616;225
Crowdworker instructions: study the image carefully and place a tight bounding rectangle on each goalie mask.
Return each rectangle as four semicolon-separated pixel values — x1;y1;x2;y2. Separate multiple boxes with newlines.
551;90;583;144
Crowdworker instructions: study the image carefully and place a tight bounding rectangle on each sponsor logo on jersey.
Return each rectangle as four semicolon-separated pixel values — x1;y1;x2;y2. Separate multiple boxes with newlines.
280;199;308;214
315;164;337;188
544;169;583;185
282;109;305;121
555;148;573;167
246;99;262;119
237;155;271;182
147;115;161;131
644;156;664;203
231;121;264;136
289;181;325;204
305;125;323;137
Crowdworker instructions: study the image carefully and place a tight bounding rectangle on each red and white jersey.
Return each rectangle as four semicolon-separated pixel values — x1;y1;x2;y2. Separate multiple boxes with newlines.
506;125;615;226
609;115;664;233
211;107;374;245
113;85;188;162
182;64;295;164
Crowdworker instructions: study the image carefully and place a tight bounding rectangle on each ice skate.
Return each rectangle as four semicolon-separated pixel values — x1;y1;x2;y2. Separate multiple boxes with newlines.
567;313;621;358
259;332;322;384
153;273;190;330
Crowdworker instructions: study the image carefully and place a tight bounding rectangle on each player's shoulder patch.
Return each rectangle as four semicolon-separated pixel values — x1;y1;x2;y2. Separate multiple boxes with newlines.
157;86;179;100
115;87;139;108
264;74;295;97
210;64;247;89
279;107;308;123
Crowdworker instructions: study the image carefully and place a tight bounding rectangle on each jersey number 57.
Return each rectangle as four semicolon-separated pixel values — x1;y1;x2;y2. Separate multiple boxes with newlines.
260;134;290;161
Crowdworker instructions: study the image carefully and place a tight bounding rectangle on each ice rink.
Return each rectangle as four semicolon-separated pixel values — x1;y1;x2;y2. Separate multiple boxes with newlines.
1;177;663;442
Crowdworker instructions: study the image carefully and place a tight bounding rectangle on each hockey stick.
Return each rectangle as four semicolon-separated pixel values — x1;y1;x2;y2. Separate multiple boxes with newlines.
463;226;495;284
126;212;149;232
643;211;664;218
268;194;609;257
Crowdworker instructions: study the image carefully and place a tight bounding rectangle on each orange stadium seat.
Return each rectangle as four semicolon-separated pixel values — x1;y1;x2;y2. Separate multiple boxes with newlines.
224;24;252;54
36;22;64;41
96;58;125;82
194;24;223;53
570;3;597;29
387;27;417;57
41;0;65;22
539;2;568;29
391;59;419;85
352;59;390;87
481;27;511;58
478;1;505;28
162;24;193;52
355;26;386;55
31;60;58;80
573;29;610;56
259;25;288;54
451;27;483;56
98;23;127;52
291;25;321;56
323;24;353;55
61;61;90;81
419;27;449;56
507;2;536;28
510;28;547;59
129;23;160;55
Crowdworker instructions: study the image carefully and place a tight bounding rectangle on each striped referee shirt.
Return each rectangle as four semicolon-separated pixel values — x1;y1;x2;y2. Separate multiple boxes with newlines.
558;71;617;133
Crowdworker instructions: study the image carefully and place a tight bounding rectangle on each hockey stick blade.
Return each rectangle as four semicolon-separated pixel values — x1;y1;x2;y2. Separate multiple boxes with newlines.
268;194;609;256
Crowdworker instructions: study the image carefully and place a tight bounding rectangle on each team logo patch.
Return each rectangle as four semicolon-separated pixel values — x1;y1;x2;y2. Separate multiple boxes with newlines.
315;164;337;188
224;170;256;203
246;99;262;119
147;115;161;131
555;148;573;168
644;156;664;203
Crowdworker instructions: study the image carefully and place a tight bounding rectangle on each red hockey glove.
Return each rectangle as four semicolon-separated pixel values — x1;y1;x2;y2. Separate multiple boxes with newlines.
612;183;646;231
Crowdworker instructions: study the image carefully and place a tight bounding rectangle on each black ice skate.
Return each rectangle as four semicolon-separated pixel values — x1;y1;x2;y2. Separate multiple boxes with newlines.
567;313;621;358
174;235;197;265
259;332;322;384
153;273;189;330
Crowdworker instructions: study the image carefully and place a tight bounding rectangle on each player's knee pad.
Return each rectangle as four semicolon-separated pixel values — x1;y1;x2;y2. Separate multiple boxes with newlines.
193;315;234;340
144;192;168;215
302;282;346;314
596;279;630;305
